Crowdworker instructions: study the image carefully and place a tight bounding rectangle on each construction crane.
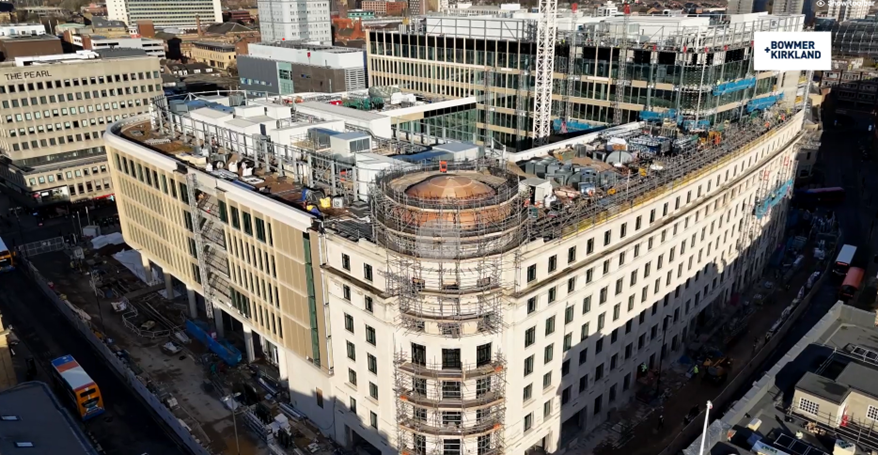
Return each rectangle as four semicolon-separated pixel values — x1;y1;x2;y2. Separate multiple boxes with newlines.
613;1;631;126
532;0;558;145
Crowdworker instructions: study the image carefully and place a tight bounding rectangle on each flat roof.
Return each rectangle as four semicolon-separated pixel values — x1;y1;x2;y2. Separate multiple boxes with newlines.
298;101;388;121
0;382;98;455
687;303;878;455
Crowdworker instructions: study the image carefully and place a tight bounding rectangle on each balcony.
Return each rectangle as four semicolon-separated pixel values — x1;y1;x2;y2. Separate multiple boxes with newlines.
398;389;504;410
398;360;506;381
398;416;503;438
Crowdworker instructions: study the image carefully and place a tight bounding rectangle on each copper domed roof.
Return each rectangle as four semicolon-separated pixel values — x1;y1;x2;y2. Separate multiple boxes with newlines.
405;175;496;200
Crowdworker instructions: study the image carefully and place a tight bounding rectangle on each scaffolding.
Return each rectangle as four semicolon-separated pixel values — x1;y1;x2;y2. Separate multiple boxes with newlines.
394;352;507;455
530;107;802;242
371;161;525;454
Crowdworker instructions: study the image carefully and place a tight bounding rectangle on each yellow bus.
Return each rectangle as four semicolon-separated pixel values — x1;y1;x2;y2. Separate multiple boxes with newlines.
50;355;105;420
0;236;13;272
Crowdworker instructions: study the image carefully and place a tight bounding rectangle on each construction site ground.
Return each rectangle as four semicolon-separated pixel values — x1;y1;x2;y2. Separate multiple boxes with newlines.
30;248;270;455
568;239;826;455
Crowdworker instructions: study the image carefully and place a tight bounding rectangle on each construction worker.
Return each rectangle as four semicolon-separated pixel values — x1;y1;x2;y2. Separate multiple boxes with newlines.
693;365;700;376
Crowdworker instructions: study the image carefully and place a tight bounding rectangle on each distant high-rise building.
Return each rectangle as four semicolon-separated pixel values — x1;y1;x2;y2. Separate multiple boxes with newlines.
257;0;332;44
727;0;755;14
107;0;221;30
826;0;869;21
772;0;804;14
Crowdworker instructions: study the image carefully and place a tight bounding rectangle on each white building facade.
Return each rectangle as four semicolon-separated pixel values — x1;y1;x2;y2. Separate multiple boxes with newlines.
106;91;805;455
257;0;332;44
107;0;222;30
825;1;870;21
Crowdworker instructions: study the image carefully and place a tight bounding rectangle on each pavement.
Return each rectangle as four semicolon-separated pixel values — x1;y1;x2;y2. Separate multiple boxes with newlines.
0;268;185;455
29;249;269;455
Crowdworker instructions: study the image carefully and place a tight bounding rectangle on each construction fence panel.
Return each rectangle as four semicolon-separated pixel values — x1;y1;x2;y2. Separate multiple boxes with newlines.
17;236;66;257
19;259;213;455
659;239;839;455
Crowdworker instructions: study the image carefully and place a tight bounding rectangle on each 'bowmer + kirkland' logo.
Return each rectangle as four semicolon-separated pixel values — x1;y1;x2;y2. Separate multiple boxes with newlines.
764;40;822;60
754;31;831;71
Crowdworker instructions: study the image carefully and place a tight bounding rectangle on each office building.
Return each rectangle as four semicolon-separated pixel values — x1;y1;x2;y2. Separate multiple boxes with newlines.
63;34;166;59
825;1;870;21
728;0;754;13
105;66;804;455
257;0;332;44
188;41;237;69
107;0;222;30
771;0;804;14
238;42;366;95
0;24;46;37
830;20;878;57
0;35;62;61
0;50;161;206
367;12;805;151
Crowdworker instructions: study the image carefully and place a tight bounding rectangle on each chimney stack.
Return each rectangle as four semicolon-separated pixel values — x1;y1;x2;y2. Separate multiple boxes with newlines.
196;15;203;37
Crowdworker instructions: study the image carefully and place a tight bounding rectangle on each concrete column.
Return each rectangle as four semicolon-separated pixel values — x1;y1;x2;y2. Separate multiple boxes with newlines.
140;254;152;283
242;326;256;363
164;272;173;299
214;307;225;337
186;287;197;319
276;348;288;381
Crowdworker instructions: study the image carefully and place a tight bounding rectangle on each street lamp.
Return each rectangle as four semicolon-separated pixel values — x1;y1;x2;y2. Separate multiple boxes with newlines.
655;315;673;396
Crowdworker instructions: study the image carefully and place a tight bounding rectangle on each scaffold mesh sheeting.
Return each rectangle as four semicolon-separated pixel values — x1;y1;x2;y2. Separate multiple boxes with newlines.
713;78;757;96
640;109;677;121
748;95;782;113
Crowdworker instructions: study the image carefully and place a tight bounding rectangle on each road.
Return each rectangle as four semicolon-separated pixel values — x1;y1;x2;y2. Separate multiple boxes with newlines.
0;191;118;247
722;119;876;425
0;267;185;455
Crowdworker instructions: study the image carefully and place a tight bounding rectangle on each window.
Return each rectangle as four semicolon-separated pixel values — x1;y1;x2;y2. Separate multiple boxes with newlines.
545;316;555;335
799;397;819;415
527;297;537;314
542;371;552;388
548;255;557;273
525;327;536;347
370;411;378;429
579;374;589;393
341;254;351;270
523;384;533;401
366;326;376;345
580;322;589;341
565;306;574;324
242;212;253;235
344;314;354;332
563;333;572;352
568;246;577;263
583;296;591;314
568;277;576;293
349;397;357;414
364;264;373;282
348;368;358;385
442;349;461;369
561;386;571;405
548;287;557;303
544;344;554;363
368;354;377;374
346;342;356;360
604;230;611;246
524;413;533;431
369;382;378;400
544;400;553;417
527;265;537;283
365;296;374;313
524;355;534;376
255;217;266;242
343;285;351;301
579;348;588;365
587;238;594;254
477;343;492;366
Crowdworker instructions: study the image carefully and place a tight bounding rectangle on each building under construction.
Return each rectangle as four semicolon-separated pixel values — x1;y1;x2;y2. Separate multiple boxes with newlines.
367;10;806;150
105;35;808;453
